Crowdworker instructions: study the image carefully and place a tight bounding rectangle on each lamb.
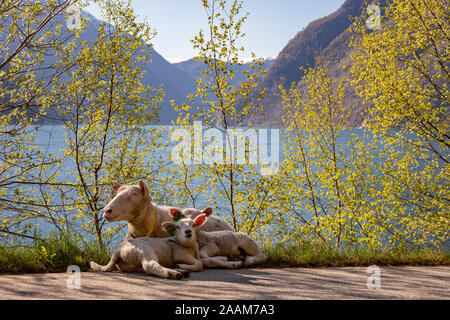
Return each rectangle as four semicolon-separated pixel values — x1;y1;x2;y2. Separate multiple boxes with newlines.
102;180;234;239
90;214;207;280
174;207;235;232
198;230;268;268
170;208;268;269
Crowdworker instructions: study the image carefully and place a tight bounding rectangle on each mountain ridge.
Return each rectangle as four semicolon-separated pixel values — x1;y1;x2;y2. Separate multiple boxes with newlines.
241;0;384;127
174;58;275;87
5;1;381;126
82;11;196;124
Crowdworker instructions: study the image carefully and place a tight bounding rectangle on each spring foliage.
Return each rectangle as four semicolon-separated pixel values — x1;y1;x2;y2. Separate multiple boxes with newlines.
0;0;448;251
348;0;449;248
169;0;277;241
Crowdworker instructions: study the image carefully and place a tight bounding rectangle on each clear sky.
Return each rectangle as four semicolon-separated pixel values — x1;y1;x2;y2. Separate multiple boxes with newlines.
86;0;346;63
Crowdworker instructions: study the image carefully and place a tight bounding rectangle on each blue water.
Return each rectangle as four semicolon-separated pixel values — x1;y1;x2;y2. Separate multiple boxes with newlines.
7;125;288;245
2;125;448;250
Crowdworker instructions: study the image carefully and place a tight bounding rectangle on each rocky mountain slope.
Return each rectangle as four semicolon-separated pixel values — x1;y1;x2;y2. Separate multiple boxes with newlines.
242;0;384;127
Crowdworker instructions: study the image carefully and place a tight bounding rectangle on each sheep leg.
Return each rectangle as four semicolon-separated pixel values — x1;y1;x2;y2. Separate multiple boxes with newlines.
200;256;242;269
212;256;228;261
141;259;186;280
245;253;268;267
90;251;119;272
199;243;221;258
176;255;203;272
235;234;268;267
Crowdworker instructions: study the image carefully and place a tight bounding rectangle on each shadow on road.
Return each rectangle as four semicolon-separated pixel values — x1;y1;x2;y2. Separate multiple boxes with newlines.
0;266;448;299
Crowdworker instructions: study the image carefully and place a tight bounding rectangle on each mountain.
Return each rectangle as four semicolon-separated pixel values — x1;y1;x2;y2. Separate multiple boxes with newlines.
4;1;379;126
82;12;197;124
2;10;196;124
174;58;275;87
242;0;384;127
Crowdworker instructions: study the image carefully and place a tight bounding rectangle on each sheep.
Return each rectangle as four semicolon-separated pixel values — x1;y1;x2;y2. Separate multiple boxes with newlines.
102;180;234;239
170;208;268;269
173;207;235;232
198;230;268;267
90;214;207;280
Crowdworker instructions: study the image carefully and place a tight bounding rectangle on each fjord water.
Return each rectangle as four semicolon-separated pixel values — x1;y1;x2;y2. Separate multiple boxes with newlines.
14;125;350;241
5;125;447;250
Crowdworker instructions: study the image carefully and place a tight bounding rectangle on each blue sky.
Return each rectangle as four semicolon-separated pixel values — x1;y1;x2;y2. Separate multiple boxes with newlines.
86;0;346;63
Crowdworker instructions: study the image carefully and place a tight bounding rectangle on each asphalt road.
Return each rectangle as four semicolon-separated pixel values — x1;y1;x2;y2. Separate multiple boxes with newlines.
0;266;448;300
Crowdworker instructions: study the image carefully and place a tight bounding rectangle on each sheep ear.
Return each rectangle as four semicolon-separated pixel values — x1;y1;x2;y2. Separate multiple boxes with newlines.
112;181;122;192
170;208;181;217
193;214;207;228
138;180;150;196
169;208;182;221
161;221;176;232
201;207;213;216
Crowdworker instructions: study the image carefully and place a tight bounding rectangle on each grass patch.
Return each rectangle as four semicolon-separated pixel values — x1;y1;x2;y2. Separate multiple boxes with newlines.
1;233;448;273
0;232;111;273
263;242;450;267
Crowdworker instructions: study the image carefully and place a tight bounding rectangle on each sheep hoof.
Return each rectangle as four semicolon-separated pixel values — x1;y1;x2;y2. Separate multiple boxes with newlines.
180;270;191;278
172;268;191;279
176;272;184;280
169;271;184;280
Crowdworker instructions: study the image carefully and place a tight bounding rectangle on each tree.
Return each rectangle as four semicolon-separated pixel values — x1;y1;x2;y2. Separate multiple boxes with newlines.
0;0;79;243
170;0;276;240
349;0;449;247
277;57;385;249
46;0;163;248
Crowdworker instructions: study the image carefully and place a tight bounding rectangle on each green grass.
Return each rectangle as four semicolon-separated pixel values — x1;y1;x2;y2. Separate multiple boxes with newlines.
1;234;448;273
263;242;450;267
0;232;111;273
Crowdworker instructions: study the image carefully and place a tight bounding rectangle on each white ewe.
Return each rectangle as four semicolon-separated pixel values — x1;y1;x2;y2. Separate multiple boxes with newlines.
102;180;233;239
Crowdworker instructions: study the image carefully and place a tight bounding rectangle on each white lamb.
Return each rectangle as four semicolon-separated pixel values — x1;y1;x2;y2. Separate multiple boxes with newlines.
170;208;268;269
173;207;235;232
198;230;268;268
102;180;234;239
89;214;207;280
